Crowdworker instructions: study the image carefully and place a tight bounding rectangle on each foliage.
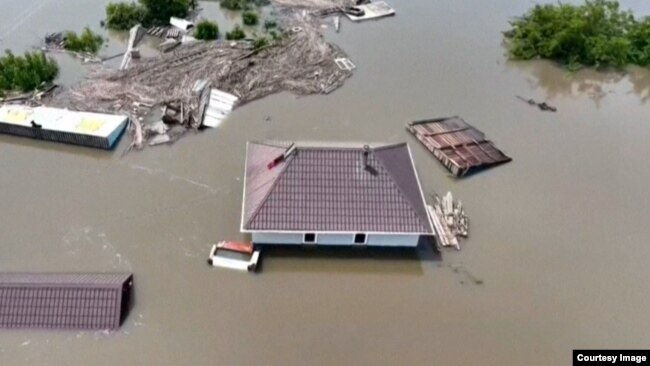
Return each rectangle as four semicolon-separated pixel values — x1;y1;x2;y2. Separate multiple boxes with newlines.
505;0;650;69
65;28;104;54
242;11;259;26
106;2;146;30
195;20;219;40
106;0;191;29
140;0;190;25
225;25;246;40
264;19;277;30
0;51;59;95
252;36;268;50
220;0;269;11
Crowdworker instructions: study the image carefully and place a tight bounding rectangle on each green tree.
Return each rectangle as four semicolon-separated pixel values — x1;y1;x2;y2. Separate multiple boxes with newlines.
0;51;59;94
106;2;146;30
140;0;190;25
195;20;219;40
504;0;650;69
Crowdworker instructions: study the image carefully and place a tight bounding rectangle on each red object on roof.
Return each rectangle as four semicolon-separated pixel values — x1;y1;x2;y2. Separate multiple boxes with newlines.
216;241;254;254
0;272;133;330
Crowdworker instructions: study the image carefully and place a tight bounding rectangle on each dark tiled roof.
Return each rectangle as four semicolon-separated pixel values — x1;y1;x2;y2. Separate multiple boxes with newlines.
0;272;133;330
242;141;432;233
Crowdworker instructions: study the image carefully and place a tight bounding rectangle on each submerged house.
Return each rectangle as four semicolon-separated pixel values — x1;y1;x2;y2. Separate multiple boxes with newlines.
0;272;133;330
241;141;433;246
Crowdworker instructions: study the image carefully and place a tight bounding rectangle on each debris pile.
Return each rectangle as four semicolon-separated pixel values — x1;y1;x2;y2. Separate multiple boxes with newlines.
49;14;352;150
427;192;469;250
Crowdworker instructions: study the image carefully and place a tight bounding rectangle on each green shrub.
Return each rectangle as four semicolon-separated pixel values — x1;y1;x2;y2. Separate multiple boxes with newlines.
106;2;146;30
225;25;246;40
220;0;268;10
264;19;277;30
65;27;104;54
252;36;268;50
0;51;59;95
242;11;259;26
195;20;219;40
505;0;650;69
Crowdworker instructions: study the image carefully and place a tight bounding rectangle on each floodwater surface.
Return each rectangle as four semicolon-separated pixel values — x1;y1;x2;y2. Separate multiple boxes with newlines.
1;0;650;365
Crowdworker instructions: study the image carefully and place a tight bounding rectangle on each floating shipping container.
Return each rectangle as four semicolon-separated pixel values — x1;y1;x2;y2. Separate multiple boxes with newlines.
0;105;128;149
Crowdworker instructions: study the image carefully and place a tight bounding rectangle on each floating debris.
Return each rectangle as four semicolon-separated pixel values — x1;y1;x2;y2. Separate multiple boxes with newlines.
203;88;239;128
427;191;469;250
207;241;260;272
334;57;356;70
170;17;195;32
50;14;352;150
344;1;395;22
119;24;146;71
407;116;512;177
516;96;557;112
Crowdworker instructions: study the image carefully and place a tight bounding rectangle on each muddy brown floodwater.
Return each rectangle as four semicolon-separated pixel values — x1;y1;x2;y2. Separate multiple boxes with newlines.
2;0;650;365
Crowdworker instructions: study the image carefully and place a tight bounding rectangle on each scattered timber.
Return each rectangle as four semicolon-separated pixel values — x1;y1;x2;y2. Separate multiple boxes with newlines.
516;96;557;112
49;13;352;150
427;191;469;250
407;116;512;177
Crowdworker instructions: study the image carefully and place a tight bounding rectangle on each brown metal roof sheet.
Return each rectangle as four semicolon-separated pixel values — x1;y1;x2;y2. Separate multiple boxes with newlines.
407;117;511;177
0;272;133;330
242;141;432;234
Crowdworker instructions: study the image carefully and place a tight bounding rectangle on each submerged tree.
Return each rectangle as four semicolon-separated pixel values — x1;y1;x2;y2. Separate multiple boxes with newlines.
65;28;105;54
504;0;650;70
195;20;219;40
106;2;147;30
106;0;192;29
0;51;59;96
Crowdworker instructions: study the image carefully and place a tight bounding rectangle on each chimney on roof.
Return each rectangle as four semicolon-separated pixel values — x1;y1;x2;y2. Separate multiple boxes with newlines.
362;145;378;176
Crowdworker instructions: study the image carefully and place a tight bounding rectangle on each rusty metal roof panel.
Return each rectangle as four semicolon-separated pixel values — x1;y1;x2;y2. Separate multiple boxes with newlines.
242;141;432;234
0;272;133;330
407;117;511;177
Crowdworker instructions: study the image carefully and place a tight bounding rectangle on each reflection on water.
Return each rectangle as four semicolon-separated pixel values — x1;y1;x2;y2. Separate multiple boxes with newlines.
508;59;650;105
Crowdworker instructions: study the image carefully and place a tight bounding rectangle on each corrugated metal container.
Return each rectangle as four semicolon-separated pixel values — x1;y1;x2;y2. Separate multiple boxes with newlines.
0;106;128;149
0;272;133;330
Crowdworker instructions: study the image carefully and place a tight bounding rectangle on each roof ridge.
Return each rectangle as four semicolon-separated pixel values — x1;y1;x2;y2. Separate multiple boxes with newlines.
244;152;296;228
373;147;431;232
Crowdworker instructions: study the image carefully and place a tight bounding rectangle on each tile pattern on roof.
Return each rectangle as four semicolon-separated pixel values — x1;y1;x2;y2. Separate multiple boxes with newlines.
0;273;132;330
244;143;431;233
0;272;132;287
0;287;121;329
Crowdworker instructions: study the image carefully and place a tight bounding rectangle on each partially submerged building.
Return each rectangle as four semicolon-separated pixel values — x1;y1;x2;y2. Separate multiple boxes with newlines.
0;272;133;330
241;141;433;246
0;105;128;149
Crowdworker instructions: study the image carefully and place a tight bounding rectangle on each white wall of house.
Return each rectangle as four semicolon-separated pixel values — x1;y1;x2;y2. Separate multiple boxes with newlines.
251;232;422;247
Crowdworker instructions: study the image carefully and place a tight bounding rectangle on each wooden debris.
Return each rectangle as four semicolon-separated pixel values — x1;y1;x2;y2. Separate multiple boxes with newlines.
427;192;469;250
407;116;512;177
516;96;557;112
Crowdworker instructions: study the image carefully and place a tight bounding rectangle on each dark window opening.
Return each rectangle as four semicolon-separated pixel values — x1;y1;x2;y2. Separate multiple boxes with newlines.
304;233;316;243
354;233;367;244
